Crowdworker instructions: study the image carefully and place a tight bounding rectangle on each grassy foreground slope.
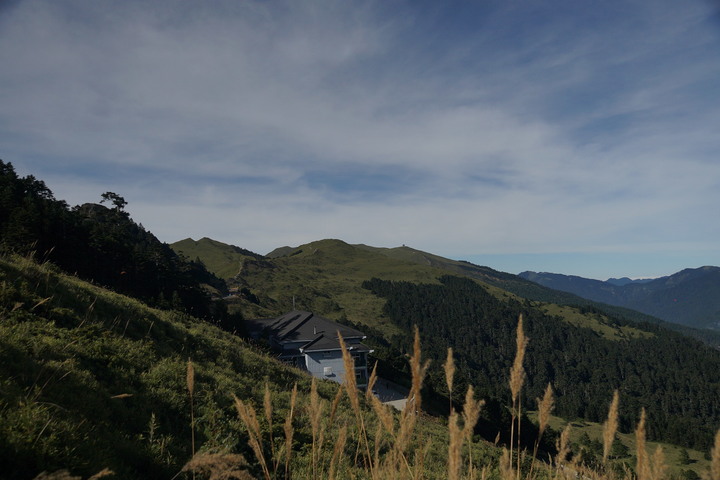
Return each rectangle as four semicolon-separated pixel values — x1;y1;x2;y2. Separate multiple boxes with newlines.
0;254;299;478
1;254;505;480
5;253;717;478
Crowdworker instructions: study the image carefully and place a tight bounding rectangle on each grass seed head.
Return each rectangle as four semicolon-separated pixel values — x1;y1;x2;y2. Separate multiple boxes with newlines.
338;331;361;417
448;410;462;480
366;360;379;401
651;445;667;480
603;390;620;463
556;424;572;466
510;315;527;405
444;347;455;398
711;428;720;480
186;358;195;397
462;384;484;441
537;383;554;437
635;408;650;480
182;453;253;480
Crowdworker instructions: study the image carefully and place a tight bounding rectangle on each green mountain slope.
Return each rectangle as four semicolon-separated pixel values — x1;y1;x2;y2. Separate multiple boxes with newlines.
172;237;266;280
218;239;462;333
359;244;720;347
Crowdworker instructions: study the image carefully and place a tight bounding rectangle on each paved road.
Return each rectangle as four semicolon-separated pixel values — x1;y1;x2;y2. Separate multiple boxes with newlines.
373;377;409;410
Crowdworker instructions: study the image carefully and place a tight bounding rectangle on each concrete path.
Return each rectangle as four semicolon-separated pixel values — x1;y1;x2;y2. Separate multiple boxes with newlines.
373;377;409;411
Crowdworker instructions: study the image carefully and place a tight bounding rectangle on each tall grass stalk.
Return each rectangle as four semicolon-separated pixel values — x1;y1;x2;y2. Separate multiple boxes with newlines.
366;361;379;401
395;326;429;478
263;382;276;476
448;410;463;480
309;378;324;480
338;332;373;476
650;445;667;480
500;448;514;480
529;383;553;479
186;358;196;479
711;428;720;480
509;314;527;480
556;424;572;467
328;423;348;480
233;394;271;480
635;408;650;480
444;347;455;412
283;383;298;479
602;390;620;464
463;385;483;478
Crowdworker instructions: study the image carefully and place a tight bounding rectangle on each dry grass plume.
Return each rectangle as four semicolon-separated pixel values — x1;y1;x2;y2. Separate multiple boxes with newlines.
602;390;620;464
444;347;455;411
711;428;720;480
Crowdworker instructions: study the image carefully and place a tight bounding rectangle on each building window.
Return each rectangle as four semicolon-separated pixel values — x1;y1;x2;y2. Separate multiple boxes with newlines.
352;352;367;367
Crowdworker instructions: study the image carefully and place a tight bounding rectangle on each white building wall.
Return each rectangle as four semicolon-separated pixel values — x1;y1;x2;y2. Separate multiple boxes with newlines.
305;351;345;384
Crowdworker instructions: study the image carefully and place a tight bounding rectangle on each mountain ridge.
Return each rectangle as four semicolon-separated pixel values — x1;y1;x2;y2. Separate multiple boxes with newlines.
215;238;720;346
519;267;720;330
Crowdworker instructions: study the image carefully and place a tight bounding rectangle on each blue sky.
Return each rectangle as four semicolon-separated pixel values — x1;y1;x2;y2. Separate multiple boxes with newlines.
1;0;719;280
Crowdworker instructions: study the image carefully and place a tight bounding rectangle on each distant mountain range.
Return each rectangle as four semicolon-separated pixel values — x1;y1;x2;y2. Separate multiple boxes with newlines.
519;267;720;331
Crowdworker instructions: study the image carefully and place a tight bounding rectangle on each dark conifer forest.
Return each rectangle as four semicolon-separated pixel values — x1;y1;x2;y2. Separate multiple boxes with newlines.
363;275;720;450
0;160;227;320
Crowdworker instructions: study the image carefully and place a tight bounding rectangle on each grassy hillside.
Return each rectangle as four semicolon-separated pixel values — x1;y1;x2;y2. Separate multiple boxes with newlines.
172;237;719;347
4;254;719;478
362;244;720;346
0;253;509;479
172;237;266;280
0;254;302;478
222;239;458;336
212;239;653;342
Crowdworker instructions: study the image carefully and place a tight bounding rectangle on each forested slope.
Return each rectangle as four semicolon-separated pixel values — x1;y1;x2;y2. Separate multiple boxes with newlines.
363;276;720;450
0;160;226;319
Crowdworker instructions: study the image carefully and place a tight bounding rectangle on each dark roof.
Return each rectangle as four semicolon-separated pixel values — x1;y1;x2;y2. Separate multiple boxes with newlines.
300;333;373;353
268;311;365;342
248;311;370;352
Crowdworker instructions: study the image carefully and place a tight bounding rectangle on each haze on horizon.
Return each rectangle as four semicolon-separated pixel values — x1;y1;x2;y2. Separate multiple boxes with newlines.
1;0;719;281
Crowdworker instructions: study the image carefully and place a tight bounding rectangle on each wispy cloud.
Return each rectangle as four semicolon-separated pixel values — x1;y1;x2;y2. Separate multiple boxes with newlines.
1;0;718;278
